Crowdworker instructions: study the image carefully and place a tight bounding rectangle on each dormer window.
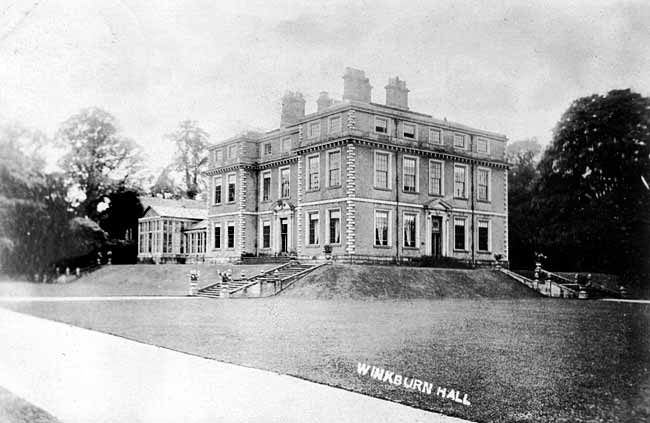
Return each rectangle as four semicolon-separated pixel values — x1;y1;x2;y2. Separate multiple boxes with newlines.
375;117;388;134
403;123;416;139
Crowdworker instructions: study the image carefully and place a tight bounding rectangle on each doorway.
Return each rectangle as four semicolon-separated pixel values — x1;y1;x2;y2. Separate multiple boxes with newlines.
431;216;442;258
280;218;288;253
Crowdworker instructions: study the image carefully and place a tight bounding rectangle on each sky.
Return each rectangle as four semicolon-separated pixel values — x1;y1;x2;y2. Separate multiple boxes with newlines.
1;0;649;173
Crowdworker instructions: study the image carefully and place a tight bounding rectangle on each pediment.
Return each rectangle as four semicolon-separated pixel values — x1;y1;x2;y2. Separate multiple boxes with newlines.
425;199;452;212
142;207;159;218
271;200;295;213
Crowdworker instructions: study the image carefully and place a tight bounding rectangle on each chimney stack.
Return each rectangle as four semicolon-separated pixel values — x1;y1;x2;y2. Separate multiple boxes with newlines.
385;76;409;110
280;91;306;127
317;91;333;112
342;68;372;103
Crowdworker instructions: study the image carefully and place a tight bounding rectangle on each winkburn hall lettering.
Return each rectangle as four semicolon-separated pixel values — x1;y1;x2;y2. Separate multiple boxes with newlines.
138;67;508;265
356;362;471;406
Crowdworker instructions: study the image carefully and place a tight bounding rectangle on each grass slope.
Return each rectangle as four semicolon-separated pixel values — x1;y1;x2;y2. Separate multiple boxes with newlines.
0;264;275;297
283;265;539;299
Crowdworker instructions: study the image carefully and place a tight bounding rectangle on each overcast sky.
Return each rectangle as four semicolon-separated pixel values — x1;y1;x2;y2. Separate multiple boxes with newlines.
1;0;649;171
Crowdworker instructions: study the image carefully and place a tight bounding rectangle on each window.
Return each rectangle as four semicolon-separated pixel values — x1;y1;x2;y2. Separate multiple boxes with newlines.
403;156;417;192
329;116;341;134
227;173;236;202
309;122;321;138
328;209;341;244
403;213;417;248
280;167;290;198
262;221;271;249
215;149;223;162
281;137;291;153
454;165;467;198
374;151;390;189
429;128;442;145
327;150;341;187
227;223;235;248
307;154;320;190
374;210;389;246
308;212;319;245
477;138;489;153
453;133;466;149
478;220;490;252
429;160;443;196
213;176;222;205
403;123;416;139
263;142;272;155
261;171;271;202
214;225;221;249
477;168;490;201
228;144;237;158
454;218;466;250
375;117;388;134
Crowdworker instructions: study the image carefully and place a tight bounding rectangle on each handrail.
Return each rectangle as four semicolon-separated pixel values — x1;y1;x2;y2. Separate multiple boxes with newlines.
540;268;574;285
273;262;329;295
227;261;294;295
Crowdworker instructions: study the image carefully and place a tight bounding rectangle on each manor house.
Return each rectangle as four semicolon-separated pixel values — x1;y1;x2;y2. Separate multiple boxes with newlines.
138;68;509;265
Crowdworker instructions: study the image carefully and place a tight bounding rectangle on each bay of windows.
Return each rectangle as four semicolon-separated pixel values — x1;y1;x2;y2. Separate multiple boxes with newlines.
262;172;271;202
308;212;319;245
403;213;417;248
280;167;290;198
327;150;341;187
262;221;271;249
478;220;489;252
374;210;389;246
429;128;442;145
308;155;320;190
213;176;222;205
227;223;235;248
454;165;467;198
403;156;417;192
214;225;221;249
328;210;341;244
477;168;490;201
454;218;466;250
375;117;388;134
403;123;416;139
227;173;236;202
375;151;390;189
429;160;443;196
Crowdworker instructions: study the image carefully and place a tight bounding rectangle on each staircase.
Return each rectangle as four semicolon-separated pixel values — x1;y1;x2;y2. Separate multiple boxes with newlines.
196;261;324;299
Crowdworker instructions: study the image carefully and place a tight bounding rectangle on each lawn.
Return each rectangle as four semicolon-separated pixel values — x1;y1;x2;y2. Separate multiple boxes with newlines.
3;298;649;423
0;386;60;423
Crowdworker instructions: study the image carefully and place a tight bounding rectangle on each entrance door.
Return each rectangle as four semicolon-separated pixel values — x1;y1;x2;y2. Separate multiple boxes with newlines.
431;216;442;258
280;218;288;253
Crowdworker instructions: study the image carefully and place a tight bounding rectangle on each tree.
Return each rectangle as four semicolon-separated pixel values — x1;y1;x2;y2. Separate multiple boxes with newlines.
167;120;209;199
535;89;650;288
150;166;182;199
506;138;542;269
58;108;143;220
0;133;107;278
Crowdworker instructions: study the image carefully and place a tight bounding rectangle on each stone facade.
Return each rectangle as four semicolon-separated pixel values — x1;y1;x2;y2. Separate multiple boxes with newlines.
203;68;509;265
